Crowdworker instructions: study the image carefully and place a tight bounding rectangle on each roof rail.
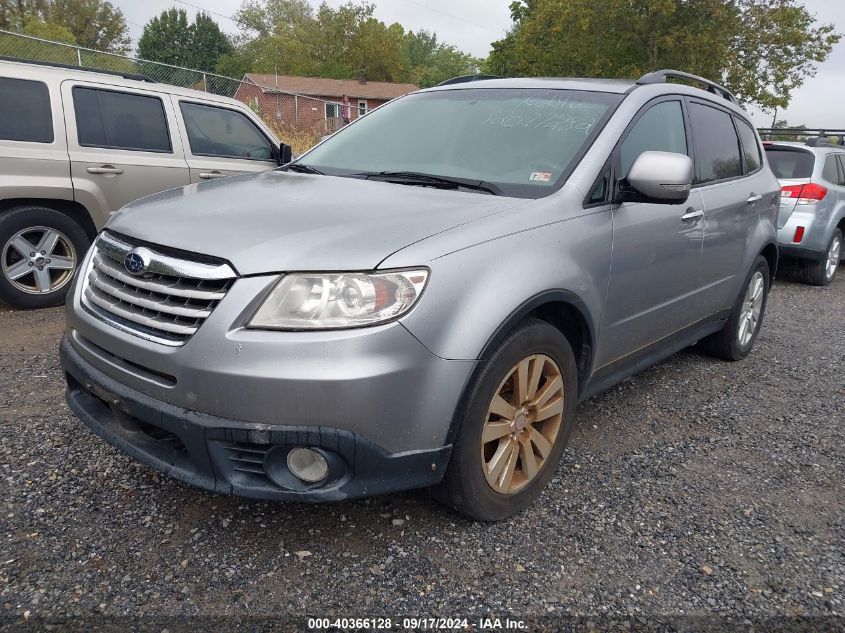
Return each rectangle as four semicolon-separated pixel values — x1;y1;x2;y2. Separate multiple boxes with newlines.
636;69;737;104
756;128;845;146
0;55;154;83
436;74;502;86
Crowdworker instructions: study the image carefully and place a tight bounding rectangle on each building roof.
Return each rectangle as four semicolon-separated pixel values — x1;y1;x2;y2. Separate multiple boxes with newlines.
244;74;418;101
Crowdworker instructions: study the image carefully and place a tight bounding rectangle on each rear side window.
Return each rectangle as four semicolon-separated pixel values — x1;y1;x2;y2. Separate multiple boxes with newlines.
73;87;171;152
822;155;839;184
620;100;687;178
688;102;742;184
838;156;845;186
735;118;762;173
765;148;814;179
0;77;53;143
179;102;273;160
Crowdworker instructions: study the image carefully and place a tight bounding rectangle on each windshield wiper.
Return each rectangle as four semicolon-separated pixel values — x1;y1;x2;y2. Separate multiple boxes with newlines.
284;162;324;175
359;171;501;195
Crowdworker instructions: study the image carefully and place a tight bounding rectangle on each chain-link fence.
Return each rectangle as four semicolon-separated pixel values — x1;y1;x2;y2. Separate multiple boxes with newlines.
0;29;351;153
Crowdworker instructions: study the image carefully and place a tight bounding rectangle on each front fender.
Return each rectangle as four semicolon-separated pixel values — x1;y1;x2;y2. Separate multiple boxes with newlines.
391;210;612;361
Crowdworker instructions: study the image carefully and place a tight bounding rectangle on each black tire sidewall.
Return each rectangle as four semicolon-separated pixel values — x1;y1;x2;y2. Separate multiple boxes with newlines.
822;229;842;284
437;319;578;521
728;255;770;358
0;206;90;309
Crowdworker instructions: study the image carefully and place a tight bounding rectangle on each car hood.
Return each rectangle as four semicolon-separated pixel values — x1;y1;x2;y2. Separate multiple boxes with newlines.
107;170;522;275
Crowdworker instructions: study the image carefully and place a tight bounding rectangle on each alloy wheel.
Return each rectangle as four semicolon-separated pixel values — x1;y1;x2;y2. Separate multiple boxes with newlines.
738;271;764;347
826;235;841;280
1;226;77;295
481;354;564;495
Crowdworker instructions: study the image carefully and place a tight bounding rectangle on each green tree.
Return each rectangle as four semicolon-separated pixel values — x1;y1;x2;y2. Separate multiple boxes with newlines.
0;11;78;64
46;0;129;52
221;0;319;78
486;0;840;110
139;9;233;72
220;0;478;86
22;15;76;43
403;29;479;87
188;12;233;72
138;8;192;67
0;0;129;52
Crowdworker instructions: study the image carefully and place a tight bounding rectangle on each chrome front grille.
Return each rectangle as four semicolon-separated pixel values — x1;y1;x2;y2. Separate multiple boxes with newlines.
81;232;236;346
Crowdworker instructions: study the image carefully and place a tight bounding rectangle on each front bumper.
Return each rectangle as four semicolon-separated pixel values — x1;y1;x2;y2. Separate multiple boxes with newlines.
61;337;452;501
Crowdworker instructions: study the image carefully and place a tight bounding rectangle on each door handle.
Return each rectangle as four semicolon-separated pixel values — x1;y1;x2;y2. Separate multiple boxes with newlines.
87;165;124;175
681;209;704;224
747;193;763;204
199;171;225;179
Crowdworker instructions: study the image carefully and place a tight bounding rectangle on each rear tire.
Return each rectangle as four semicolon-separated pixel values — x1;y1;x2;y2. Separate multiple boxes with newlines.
802;229;841;286
432;319;578;521
0;206;90;309
699;255;770;361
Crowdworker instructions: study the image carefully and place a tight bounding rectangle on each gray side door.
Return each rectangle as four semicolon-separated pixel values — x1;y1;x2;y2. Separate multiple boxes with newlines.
690;102;768;314
598;97;705;366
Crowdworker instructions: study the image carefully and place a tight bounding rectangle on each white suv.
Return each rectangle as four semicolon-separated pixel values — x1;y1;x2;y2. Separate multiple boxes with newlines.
0;57;287;309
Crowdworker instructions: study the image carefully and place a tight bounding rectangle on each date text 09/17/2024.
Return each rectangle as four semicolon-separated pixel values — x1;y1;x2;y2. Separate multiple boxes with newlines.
306;617;528;630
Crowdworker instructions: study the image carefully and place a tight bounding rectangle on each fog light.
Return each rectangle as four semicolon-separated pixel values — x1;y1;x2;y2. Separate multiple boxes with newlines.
286;447;329;483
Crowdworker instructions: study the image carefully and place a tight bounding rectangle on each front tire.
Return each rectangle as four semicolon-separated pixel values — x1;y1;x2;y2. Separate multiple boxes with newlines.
432;319;578;521
699;255;770;361
802;228;841;286
0;206;90;309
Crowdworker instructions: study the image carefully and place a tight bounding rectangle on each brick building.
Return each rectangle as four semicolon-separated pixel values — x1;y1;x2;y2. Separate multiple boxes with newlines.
234;74;418;133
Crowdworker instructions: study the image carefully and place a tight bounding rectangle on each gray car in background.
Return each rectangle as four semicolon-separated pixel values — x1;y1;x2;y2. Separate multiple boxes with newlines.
60;70;779;520
764;140;845;285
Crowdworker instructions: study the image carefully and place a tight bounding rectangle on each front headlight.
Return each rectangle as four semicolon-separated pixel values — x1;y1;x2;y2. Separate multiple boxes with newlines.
248;269;429;330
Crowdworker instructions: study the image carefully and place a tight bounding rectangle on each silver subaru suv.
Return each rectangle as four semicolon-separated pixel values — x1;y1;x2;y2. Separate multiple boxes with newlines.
764;138;845;285
61;70;779;520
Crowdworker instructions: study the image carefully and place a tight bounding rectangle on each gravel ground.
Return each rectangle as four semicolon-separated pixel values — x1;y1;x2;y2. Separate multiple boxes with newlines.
1;266;843;632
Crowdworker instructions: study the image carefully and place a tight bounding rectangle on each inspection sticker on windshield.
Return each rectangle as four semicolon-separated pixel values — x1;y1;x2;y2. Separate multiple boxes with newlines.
529;171;552;182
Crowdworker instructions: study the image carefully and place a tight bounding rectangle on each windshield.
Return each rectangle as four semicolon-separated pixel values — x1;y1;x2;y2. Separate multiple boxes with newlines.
296;88;623;198
765;147;815;179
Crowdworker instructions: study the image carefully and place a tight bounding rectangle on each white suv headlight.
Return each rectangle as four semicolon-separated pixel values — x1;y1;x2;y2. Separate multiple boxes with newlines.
248;269;429;330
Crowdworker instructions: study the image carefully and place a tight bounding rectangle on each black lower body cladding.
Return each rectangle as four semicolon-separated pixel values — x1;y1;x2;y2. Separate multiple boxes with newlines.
60;336;451;501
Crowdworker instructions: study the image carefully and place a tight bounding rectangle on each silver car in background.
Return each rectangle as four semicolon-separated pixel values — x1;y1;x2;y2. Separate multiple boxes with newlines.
764;139;845;285
61;71;779;520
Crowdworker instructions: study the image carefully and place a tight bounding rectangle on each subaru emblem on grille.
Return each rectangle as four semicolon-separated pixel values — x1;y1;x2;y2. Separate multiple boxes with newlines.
123;248;151;275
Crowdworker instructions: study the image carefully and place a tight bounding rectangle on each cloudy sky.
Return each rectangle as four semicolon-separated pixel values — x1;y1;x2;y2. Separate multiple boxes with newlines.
114;0;844;128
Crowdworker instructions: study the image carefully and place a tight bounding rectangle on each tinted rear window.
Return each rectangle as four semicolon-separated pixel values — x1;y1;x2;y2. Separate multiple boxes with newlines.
765;148;814;179
73;87;171;152
0;77;53;143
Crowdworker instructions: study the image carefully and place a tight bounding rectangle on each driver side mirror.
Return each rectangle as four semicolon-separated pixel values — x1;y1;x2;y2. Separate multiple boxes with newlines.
619;151;693;204
278;143;293;165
